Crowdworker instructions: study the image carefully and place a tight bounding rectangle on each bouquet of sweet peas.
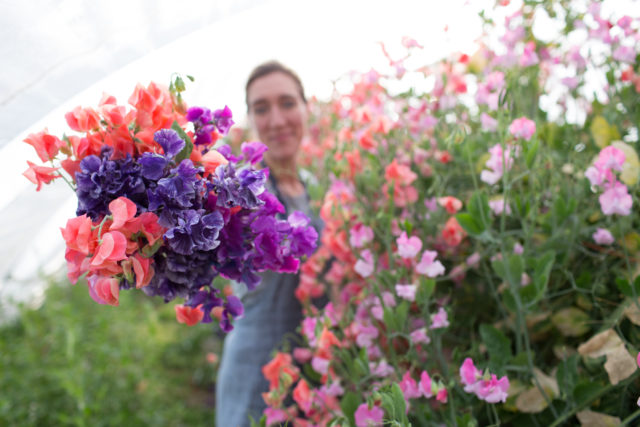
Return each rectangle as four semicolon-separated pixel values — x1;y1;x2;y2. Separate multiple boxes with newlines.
22;77;317;331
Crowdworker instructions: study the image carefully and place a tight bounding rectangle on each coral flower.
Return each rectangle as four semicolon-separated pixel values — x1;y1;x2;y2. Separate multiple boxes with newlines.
23;161;59;191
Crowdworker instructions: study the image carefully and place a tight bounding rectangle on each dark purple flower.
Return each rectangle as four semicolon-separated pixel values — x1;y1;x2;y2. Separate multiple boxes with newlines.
216;144;241;162
241;141;268;165
213;105;234;135
139;153;168;180
154;129;185;158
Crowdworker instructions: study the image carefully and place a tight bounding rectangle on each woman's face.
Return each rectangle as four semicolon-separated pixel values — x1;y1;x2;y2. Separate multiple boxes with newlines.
247;71;308;165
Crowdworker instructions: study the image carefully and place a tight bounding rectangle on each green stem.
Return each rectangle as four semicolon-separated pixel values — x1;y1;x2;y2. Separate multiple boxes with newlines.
620;408;640;426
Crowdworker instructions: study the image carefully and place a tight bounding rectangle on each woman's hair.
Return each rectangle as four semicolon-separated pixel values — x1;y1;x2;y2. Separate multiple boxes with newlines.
245;60;307;109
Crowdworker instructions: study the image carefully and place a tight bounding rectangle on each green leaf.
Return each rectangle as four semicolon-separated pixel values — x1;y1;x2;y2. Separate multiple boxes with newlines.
533;251;555;295
396;301;409;331
573;381;601;406
468;191;491;229
383;307;397;331
456;213;484;236
616;278;633;298
507;254;525;287
526;138;539;168
492;258;507;281
172;121;193;163
418;278;436;302
479;324;512;374
186;75;195;82
340;392;360;426
556;355;579;398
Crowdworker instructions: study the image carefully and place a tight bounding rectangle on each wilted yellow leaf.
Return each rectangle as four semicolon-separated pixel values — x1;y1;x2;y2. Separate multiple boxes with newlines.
551;307;590;337
612;141;640;186
576;410;621;427
533;368;559;397
590;116;613;148
624;300;640;326
577;329;622;358
515;387;548;413
603;344;637;385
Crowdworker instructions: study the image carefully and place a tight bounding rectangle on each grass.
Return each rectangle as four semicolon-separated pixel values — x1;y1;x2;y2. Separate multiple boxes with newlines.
0;274;220;426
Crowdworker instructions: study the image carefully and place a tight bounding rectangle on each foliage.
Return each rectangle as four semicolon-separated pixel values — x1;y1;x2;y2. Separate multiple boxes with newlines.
0;274;218;426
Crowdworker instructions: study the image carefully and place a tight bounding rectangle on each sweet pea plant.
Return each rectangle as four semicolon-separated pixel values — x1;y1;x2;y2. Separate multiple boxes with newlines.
22;77;317;332
260;1;640;425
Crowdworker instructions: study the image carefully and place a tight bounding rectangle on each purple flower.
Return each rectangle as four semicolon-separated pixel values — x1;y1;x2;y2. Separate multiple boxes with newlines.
213;105;234;135
139;153;168;180
186;106;213;124
164;210;224;255
241;141;268;165
216;144;241;162
154;129;185;158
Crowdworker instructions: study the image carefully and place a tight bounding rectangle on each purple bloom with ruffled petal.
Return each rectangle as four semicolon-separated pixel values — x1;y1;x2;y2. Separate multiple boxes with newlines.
241;141;269;165
213;105;234;135
154;129;185;158
216;144;241;162
139;153;168;180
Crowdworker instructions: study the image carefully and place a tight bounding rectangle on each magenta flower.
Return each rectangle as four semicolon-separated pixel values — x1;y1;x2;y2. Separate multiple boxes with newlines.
395;283;417;302
599;181;632;216
415;250;445;277
430;307;450;329
593;228;615;245
350;224;374;248
355;249;375;277
509;117;536;141
397;232;422;258
519;41;539;67
475;375;510;403
460;358;482;390
399;371;421;399
419;370;433;398
435;387;448;403
355;403;384;427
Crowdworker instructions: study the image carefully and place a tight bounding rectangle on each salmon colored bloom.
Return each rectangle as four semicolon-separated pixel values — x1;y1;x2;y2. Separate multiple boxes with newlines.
88;275;120;306
263;352;300;389
108;197;138;230
385;159;417;186
292;379;313;414
438;196;463;214
130;253;154;288
174;304;204;326
65;106;102;132
24;130;64;162
201;149;229;177
442;217;466;247
60;214;94;254
23;161;59;191
90;231;128;266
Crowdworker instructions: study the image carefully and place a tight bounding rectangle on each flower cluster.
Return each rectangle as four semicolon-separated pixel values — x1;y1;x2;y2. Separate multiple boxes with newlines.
585;145;633;216
23;80;317;331
460;358;510;404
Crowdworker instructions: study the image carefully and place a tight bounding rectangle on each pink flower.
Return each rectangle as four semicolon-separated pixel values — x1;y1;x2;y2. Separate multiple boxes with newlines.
419;370;433;398
293;347;313;364
436;387;448;403
489;197;511;215
561;76;579;89
509;117;536;141
355;403;384;427
585;165;606;187
595;146;626;173
481;113;498;132
519;41;539;67
475;375;510;403
513;242;524;254
466;252;481;267
396;232;422;259
370;359;394;377
350;224;374;248
311;356;330;375
593;228;615;245
430;307;449;329
416;250;445;277
395;284;417;302
460;358;482;390
356;324;379;348
399;371;421;399
438;196;463;214
410;327;431;344
599;181;632;216
355;249;375;277
424;197;438;211
481;144;516;185
613;46;637;64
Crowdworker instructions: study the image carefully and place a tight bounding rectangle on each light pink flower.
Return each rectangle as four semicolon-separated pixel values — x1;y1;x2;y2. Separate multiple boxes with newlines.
424;197;438;211
513;242;524;254
399;371;421;399
410;327;431;344
370;359;395;377
561;76;579;89
585;165;606;187
321;380;345;397
509;117;536;141
355;249;375;277
599;181;632;216
416;250;446;277
395;284;417;302
489;197;511;215
355;403;384;427
293;347;313;364
356;324;379;348
595;146;626;172
486;71;505;91
312;356;330;375
521;273;531;286
302;317;318;346
613;46;637;64
430;307;450;329
481;144;516;185
593;228;615;245
397;232;423;259
438;196;463;214
466;252;481;267
350;224;374;248
481;113;498;132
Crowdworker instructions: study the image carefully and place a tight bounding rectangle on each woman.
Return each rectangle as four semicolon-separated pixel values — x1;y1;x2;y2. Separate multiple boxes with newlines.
215;61;321;426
